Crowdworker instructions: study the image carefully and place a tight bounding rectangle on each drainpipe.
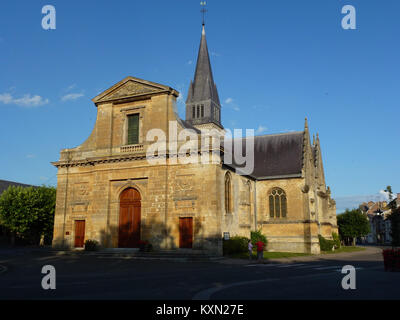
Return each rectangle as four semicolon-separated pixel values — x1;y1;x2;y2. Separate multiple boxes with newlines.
253;180;257;231
164;95;169;245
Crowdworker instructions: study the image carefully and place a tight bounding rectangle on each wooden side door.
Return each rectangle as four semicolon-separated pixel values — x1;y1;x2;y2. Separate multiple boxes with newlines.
74;220;85;248
179;217;193;248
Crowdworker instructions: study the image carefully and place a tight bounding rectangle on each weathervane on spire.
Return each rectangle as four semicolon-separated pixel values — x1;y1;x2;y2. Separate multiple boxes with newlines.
200;1;207;26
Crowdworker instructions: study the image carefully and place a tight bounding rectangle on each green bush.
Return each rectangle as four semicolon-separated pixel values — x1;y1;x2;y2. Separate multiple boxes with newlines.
84;239;99;251
318;234;334;251
332;232;341;249
251;230;268;247
223;236;249;255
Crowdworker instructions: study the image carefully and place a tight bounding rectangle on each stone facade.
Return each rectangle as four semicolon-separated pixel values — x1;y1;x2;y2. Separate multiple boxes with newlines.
52;76;337;254
52;24;338;255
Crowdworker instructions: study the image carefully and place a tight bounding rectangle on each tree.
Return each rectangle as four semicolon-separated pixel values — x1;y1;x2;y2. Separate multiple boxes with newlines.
385;186;400;247
0;185;56;245
337;208;370;246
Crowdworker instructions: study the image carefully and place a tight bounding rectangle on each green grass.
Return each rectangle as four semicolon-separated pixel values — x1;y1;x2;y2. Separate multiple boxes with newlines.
321;246;366;254
226;246;366;259
227;251;312;260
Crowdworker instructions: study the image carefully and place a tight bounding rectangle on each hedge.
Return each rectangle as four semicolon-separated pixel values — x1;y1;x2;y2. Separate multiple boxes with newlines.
318;234;334;251
223;236;249;255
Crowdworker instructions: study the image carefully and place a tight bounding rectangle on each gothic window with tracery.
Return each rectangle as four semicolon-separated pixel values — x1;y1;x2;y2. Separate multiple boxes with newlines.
269;188;287;218
225;173;232;214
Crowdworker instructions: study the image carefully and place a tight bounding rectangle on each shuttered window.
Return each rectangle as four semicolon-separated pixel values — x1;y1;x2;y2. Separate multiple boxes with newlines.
192;106;196;118
201;104;204;117
127;114;139;145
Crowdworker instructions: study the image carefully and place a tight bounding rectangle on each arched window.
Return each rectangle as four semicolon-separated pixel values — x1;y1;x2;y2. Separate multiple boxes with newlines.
225;173;232;214
269;188;287;218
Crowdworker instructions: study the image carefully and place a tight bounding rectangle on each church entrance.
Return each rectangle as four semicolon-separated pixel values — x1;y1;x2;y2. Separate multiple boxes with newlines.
179;217;193;248
118;188;141;248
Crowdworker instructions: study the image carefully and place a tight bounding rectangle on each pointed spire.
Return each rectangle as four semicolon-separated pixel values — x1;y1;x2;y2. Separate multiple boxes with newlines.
186;23;222;128
189;24;216;103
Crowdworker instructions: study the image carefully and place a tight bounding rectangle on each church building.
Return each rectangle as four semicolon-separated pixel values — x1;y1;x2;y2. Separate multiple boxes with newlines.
52;23;338;254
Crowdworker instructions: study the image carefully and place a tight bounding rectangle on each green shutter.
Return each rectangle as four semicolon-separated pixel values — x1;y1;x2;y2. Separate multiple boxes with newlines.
127;114;139;145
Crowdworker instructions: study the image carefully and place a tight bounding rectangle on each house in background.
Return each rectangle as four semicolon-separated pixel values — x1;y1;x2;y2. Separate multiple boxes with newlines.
360;193;400;244
0;179;34;195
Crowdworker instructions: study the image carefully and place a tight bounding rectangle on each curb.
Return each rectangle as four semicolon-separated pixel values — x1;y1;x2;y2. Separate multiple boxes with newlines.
0;265;8;275
219;246;378;265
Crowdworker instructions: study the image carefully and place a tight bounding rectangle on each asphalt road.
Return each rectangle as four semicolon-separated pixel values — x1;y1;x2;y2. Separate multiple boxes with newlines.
0;246;399;300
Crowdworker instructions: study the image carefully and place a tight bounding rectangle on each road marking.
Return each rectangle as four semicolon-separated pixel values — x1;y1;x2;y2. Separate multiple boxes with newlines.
193;269;350;300
296;265;324;269
192;278;279;300
334;267;363;272
0;265;7;275
245;264;280;267
276;263;306;268
314;266;342;270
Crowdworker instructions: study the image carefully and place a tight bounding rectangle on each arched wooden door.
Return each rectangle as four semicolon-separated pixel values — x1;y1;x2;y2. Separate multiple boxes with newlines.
118;188;141;248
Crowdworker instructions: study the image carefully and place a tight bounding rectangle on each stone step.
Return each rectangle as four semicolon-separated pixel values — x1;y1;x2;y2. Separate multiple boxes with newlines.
55;249;223;261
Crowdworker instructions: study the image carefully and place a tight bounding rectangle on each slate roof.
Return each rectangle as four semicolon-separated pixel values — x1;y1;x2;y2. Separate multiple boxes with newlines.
186;25;220;106
223;131;305;180
0;179;34;194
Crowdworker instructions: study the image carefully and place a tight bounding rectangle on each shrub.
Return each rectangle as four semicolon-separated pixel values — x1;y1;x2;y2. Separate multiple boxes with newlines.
318;235;334;251
251;230;268;247
223;236;249;255
138;240;153;252
332;232;341;249
84;239;99;251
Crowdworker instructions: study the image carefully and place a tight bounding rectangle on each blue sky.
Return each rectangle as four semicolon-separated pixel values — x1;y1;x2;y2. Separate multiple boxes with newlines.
0;0;399;212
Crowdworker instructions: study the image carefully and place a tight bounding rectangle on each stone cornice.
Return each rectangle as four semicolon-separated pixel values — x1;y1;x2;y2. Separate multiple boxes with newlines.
52;147;224;168
52;153;148;168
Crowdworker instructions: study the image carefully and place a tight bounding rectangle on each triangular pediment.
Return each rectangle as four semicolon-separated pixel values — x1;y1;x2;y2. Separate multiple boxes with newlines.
92;76;177;104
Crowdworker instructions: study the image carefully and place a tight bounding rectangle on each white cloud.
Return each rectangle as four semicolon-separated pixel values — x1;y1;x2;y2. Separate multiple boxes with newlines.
256;125;268;134
224;97;233;104
0;93;49;107
379;189;396;201
223;97;240;111
61;93;84;102
65;84;76;92
211;51;221;57
26;154;36;159
335;190;397;214
0;93;12;104
187;60;193;65
177;92;185;104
